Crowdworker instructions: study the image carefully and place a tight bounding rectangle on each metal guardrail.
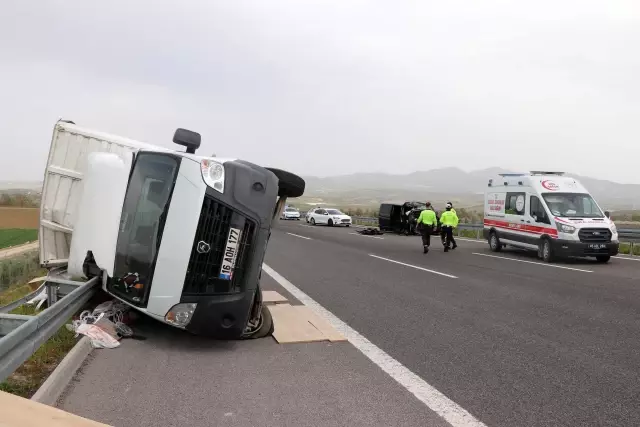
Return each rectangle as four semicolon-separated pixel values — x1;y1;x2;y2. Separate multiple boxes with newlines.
0;275;98;383
351;217;640;249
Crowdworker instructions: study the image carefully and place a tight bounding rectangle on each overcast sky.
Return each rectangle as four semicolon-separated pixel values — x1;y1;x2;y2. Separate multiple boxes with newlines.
1;0;639;183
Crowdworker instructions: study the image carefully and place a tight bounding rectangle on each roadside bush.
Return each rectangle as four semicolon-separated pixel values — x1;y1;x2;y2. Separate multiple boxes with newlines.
0;251;44;292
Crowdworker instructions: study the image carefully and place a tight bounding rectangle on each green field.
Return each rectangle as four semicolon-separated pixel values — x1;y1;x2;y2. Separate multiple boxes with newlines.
0;229;38;249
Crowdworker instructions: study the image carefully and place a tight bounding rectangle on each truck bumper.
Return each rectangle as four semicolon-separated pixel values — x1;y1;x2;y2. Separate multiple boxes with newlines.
183;292;254;339
550;239;619;258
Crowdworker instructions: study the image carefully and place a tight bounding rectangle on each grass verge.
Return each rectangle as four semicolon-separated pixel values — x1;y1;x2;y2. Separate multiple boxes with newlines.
0;304;79;398
0;251;46;292
0;229;38;249
619;243;640;256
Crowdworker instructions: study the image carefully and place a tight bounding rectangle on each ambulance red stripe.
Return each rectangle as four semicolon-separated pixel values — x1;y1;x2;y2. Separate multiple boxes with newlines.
483;219;558;238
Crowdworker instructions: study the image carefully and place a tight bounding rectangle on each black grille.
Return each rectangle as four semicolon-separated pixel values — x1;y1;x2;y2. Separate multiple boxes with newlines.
578;228;612;243
182;196;256;295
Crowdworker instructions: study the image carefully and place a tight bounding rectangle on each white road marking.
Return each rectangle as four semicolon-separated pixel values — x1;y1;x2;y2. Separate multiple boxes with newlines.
613;255;640;262
472;252;593;273
369;254;458;279
349;232;384;240
262;264;485;427
286;232;312;240
454;237;485;244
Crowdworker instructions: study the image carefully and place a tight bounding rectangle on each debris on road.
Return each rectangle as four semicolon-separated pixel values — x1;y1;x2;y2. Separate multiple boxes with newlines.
67;300;143;349
357;227;384;236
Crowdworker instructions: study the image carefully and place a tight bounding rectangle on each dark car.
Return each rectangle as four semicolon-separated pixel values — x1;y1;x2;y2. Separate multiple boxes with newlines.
378;201;441;236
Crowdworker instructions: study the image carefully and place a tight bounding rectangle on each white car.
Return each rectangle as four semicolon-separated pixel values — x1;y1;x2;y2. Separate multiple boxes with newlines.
307;208;352;227
281;207;301;220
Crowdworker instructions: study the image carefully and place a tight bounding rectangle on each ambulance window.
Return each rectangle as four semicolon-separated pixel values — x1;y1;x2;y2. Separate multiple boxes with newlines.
530;196;550;224
505;192;525;215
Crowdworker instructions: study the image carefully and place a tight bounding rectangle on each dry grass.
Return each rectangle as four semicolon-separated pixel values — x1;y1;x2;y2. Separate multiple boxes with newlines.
0;207;39;229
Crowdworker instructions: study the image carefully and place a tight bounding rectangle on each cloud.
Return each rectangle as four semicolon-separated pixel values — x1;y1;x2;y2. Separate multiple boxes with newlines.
1;0;640;183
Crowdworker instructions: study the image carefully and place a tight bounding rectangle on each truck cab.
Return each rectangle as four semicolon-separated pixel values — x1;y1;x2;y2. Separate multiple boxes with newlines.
40;121;304;338
483;171;619;263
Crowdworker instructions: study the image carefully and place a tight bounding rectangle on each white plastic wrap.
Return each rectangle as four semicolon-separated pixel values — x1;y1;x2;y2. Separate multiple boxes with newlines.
68;152;131;278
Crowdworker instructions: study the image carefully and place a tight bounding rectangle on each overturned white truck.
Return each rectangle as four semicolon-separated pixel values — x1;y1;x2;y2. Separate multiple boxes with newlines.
39;120;304;339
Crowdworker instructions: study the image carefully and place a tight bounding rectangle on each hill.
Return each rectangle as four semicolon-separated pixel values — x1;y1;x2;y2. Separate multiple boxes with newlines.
301;168;640;211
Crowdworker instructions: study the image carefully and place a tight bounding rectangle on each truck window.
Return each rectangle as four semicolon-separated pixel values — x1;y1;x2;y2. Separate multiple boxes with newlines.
505;192;526;215
112;153;180;306
530;196;550;224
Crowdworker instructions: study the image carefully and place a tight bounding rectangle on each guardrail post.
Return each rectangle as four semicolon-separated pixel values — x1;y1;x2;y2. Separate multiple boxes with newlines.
46;282;58;306
476;228;480;240
631;242;634;257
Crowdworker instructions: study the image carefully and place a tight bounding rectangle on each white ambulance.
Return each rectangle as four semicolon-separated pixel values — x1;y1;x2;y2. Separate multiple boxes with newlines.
483;171;619;263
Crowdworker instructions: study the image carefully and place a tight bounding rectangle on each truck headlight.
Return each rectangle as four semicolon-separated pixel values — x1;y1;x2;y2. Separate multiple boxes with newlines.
611;223;617;233
165;303;197;328
556;223;576;234
201;159;225;193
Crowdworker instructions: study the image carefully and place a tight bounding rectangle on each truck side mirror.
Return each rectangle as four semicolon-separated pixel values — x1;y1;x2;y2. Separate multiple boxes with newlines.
173;128;201;154
604;210;610;218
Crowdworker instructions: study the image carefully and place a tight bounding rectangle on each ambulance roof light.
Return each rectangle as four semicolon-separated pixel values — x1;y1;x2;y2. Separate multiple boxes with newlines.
530;171;565;176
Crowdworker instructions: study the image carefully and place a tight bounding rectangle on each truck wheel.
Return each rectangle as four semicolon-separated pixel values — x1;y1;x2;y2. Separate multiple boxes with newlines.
540;238;554;262
251;305;274;339
596;255;611;263
328;219;334;227
311;218;316;225
489;231;502;252
266;168;306;198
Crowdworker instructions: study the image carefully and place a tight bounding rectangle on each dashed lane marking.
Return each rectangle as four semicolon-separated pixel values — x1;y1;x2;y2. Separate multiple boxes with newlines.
262;264;486;427
286;232;312;240
369;254;458;278
472;252;593;273
613;256;640;262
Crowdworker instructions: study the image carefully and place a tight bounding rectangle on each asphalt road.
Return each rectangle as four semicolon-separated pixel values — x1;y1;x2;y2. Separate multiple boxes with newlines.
58;268;449;427
266;220;640;427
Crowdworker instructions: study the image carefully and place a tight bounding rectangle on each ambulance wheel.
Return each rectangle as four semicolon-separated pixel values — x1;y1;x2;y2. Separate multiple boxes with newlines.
596;255;611;263
266;168;306;198
540;238;554;263
489;231;502;252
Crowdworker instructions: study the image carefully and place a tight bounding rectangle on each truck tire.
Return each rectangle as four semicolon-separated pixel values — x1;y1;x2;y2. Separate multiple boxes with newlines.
266;168;305;198
250;305;274;339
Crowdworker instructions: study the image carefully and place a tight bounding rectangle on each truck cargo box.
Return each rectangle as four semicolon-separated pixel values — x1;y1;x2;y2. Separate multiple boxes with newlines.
39;120;164;267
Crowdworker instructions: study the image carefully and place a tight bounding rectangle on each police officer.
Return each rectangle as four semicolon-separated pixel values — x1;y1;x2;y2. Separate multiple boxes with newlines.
440;202;459;252
448;201;458;249
416;202;437;253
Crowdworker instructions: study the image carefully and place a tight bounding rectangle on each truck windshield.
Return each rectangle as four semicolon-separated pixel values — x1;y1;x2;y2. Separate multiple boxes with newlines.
541;192;604;218
111;153;180;306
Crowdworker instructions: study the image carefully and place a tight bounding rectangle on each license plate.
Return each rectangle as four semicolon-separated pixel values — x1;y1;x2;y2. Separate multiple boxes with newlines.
219;227;242;280
588;244;606;249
